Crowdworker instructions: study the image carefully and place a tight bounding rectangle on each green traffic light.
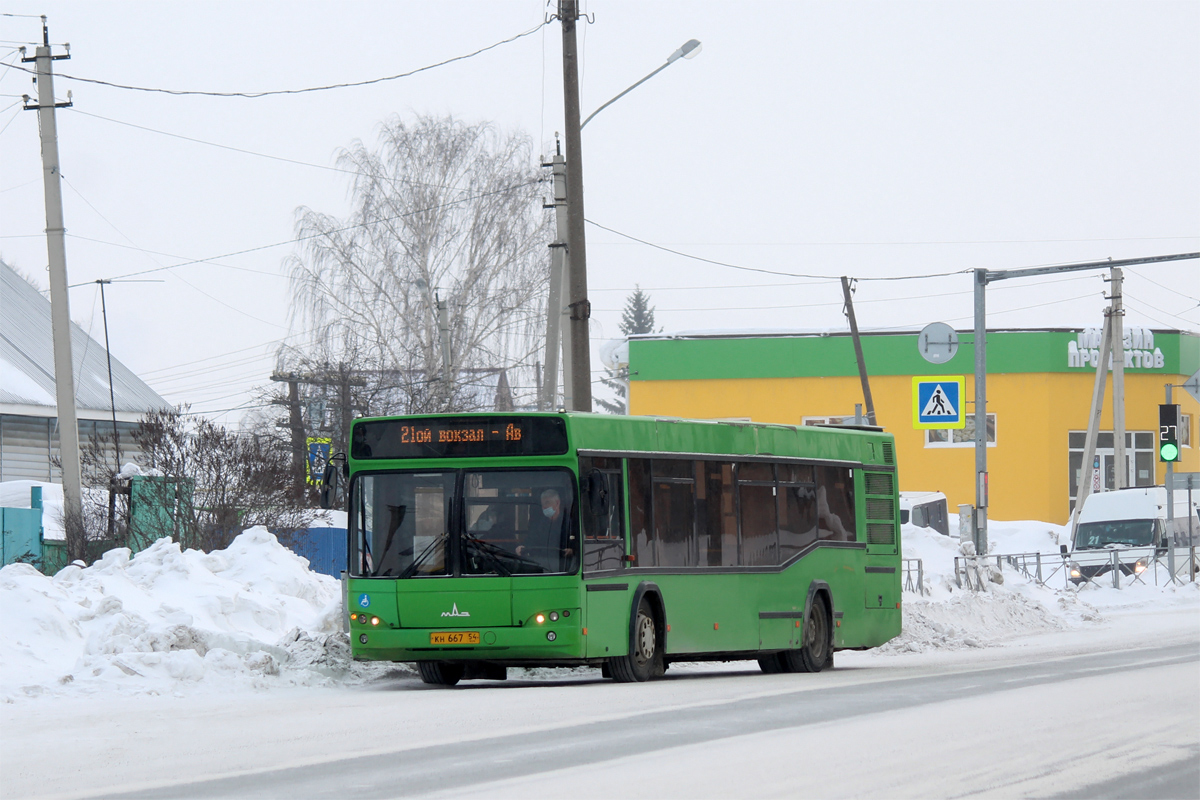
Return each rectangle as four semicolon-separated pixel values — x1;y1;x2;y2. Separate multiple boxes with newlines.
1160;442;1180;462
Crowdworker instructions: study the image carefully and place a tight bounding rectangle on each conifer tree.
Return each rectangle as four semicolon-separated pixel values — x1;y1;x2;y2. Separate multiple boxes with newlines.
596;286;658;414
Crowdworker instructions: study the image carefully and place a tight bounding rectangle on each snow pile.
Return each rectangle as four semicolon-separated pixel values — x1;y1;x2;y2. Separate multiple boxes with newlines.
893;516;1199;654
0;528;400;702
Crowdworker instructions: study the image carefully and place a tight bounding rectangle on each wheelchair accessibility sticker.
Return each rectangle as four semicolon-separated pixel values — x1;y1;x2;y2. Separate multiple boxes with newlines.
358;593;371;608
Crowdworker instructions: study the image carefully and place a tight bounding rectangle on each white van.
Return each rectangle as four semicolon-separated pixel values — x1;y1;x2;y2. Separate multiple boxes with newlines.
1067;486;1199;582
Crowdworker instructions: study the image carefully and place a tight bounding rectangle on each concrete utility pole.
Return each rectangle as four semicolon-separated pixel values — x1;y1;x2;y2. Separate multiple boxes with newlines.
973;269;988;555
559;0;592;412
541;148;572;411
840;276;876;425
1073;312;1114;529
22;20;84;557
1108;268;1127;489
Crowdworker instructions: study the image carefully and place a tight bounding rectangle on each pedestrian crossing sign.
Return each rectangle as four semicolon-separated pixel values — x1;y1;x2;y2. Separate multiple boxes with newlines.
912;376;966;429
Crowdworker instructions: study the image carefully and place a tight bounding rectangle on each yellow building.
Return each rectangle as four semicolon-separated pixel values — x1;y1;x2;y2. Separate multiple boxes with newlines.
626;328;1200;525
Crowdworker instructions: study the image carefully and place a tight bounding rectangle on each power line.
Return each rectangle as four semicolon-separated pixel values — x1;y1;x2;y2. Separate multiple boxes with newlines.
5;23;547;98
586;218;971;281
69;179;541;285
66;108;440;188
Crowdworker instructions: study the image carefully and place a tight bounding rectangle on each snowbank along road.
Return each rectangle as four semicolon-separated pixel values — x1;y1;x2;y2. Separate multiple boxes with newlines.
2;520;1198;799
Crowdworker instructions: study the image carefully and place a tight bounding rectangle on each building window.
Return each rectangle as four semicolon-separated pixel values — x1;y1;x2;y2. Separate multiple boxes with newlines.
925;414;996;447
1067;430;1157;514
803;415;859;426
1182;414;1193;448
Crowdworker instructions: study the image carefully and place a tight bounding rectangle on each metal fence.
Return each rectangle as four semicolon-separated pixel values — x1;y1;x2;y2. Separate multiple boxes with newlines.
902;558;925;596
954;546;1199;591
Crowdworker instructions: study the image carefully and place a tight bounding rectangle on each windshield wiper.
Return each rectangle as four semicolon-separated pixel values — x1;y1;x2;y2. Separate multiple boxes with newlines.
463;536;546;574
396;532;448;578
462;534;512;576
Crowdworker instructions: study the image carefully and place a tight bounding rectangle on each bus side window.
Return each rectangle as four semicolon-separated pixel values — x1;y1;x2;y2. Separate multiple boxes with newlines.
701;461;737;567
817;466;856;542
580;456;625;572
628;458;655;568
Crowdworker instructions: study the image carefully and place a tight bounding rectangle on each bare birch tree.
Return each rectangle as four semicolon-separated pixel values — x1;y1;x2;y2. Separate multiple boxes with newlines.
285;115;550;411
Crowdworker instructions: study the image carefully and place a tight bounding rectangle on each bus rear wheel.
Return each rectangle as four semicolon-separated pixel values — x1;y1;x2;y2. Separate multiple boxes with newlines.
782;594;832;673
418;661;464;686
609;598;661;682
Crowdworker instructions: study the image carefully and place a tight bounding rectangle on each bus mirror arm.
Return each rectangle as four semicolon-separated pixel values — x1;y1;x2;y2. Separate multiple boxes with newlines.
319;453;348;511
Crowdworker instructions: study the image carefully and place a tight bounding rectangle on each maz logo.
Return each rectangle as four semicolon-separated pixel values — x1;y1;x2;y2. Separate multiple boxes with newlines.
441;603;471;618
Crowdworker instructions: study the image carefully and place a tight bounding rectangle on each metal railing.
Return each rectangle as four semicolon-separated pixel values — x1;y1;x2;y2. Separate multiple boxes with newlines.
902;558;925;596
954;546;1198;591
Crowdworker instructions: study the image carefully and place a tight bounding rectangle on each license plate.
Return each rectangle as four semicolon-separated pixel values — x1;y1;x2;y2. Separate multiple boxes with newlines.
430;631;480;645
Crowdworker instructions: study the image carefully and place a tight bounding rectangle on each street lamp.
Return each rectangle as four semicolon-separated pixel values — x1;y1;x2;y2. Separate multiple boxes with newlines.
546;34;702;413
581;39;702;129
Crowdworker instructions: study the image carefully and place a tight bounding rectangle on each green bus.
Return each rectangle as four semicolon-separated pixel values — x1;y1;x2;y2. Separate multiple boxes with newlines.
339;412;901;685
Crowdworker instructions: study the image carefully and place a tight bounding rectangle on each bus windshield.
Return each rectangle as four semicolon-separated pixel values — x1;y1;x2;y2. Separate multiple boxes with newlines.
1074;519;1155;550
351;469;578;577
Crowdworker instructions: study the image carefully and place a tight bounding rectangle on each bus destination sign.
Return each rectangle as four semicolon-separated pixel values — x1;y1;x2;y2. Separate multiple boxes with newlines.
351;416;569;460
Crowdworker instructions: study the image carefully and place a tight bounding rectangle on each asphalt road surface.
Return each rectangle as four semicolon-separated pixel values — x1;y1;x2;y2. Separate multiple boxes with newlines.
89;642;1199;800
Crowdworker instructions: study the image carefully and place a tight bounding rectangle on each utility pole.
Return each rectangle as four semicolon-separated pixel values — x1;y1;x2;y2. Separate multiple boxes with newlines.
840;276;876;425
338;363;353;459
22;19;83;558
270;374;307;501
541;145;571;411
973;269;988;555
559;0;592;412
970;252;1197;549
1108;268;1127;489
436;292;453;395
1072;312;1113;531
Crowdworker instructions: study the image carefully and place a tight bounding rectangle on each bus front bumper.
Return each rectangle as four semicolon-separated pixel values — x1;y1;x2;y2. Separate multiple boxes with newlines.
350;624;584;662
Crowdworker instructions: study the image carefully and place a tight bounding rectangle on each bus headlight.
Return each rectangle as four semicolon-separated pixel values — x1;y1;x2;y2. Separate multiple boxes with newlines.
535;613;546;624
1069;562;1081;579
1134;559;1147;574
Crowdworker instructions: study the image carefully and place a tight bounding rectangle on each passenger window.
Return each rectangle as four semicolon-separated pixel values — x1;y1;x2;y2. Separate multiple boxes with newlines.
738;463;778;565
653;459;696;567
778;481;818;560
628;458;654;567
701;461;738;566
579;456;624;572
817;466;856;542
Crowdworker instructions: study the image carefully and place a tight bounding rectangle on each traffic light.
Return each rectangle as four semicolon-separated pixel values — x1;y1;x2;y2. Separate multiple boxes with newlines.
1159;404;1181;462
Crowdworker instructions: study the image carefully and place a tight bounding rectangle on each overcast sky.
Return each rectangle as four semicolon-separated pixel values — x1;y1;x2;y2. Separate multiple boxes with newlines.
2;1;1197;424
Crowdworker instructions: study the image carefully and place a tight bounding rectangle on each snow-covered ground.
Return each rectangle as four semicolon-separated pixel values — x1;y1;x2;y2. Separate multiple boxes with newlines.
1;510;1195;703
1;514;1197;800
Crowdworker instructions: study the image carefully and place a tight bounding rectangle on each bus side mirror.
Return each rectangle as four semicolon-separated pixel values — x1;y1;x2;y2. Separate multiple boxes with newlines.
1059;544;1068;556
320;462;343;510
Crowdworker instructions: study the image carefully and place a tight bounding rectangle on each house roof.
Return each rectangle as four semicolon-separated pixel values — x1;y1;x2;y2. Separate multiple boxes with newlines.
0;260;169;416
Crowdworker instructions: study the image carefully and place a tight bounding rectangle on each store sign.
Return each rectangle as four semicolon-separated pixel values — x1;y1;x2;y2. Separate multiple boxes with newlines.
1067;327;1164;370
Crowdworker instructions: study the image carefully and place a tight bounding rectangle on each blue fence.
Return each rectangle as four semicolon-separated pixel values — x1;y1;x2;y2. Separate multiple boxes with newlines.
288;527;347;578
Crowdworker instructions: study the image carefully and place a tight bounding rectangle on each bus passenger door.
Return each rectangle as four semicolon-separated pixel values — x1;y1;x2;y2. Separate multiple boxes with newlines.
580;460;629;658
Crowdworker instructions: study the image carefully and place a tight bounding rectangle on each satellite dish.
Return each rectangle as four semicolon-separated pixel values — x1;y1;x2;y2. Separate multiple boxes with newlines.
599;339;629;370
918;322;959;365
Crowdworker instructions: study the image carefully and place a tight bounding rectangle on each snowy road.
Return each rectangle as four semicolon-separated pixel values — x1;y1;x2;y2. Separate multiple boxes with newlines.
9;630;1193;800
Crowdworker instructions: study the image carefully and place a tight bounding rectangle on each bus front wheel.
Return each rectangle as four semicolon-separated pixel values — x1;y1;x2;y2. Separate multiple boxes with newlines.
418;661;464;686
609;598;662;682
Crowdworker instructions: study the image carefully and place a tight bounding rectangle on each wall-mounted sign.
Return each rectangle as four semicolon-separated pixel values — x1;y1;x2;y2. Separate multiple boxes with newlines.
1067;327;1164;370
912;376;966;430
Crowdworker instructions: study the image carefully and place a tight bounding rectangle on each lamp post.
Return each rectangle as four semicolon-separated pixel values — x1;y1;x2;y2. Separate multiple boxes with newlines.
581;39;703;130
550;16;702;411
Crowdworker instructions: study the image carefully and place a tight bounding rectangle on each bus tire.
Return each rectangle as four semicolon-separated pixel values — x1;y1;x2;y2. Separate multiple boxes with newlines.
787;594;832;673
609;598;661;682
417;661;464;686
758;654;785;673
